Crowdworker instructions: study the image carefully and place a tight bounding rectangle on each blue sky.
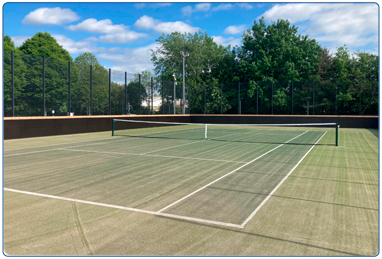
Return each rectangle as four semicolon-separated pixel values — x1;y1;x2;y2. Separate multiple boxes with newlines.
3;2;379;73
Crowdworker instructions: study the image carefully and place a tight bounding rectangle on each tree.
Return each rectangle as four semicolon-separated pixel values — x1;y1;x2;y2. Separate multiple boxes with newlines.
151;31;230;113
239;17;321;83
73;52;109;115
3;36;27;116
17;32;76;115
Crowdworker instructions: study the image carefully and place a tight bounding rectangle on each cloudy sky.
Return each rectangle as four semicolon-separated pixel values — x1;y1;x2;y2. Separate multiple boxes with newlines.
4;2;378;73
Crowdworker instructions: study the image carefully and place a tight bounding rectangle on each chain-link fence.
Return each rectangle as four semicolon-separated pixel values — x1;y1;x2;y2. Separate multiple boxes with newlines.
4;51;378;117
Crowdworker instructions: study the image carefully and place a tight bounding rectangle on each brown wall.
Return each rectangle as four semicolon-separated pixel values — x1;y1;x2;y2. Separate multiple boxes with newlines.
3;114;378;139
4;115;190;139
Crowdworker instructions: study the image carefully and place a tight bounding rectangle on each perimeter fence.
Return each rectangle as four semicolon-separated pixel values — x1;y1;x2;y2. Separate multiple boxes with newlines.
4;51;378;116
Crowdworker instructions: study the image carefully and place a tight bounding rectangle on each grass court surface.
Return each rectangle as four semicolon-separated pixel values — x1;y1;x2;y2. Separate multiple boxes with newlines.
3;125;378;255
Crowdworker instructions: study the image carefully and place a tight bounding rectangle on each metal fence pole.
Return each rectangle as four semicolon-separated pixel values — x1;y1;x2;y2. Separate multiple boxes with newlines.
139;74;141;115
335;80;338;115
43;57;45;116
204;84;206;114
173;80;176;114
151;77;154;114
109;68;111;115
162;78;164;114
188;83;191;114
238;82;241;114
271;82;273;115
257;81;258;115
313;79;315;115
90;65;93;115
291;80;294;115
221;83;223;114
68;61;71;115
11;51;14;117
359;81;362;115
125;72;127;115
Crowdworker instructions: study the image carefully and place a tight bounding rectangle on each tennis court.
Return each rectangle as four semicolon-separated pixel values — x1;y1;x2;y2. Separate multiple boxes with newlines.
3;122;378;255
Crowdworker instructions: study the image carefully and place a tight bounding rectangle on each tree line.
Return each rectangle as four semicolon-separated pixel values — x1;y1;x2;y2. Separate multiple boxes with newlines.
4;17;379;116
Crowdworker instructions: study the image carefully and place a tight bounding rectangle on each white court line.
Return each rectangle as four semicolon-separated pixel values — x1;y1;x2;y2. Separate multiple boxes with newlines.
239;131;327;228
58;148;248;164
157;131;309;213
140;132;243;155
4;127;201;152
4;188;242;229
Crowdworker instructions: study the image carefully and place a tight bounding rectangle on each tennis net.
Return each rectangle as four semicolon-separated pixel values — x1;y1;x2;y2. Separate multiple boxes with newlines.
112;119;339;146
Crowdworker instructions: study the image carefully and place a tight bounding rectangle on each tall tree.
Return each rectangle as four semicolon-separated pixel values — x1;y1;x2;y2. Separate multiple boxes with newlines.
17;32;77;115
239;17;321;83
73;52;108;115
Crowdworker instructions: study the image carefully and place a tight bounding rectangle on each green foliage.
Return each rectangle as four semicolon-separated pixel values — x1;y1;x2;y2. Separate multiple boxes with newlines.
240;17;321;82
4;35;16;52
18;32;72;61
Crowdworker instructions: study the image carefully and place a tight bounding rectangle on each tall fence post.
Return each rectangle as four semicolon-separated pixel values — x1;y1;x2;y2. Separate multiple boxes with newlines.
335;80;338;115
313;79;315;115
109;68;111;115
139;74;141;115
291;80;294;115
90;65;93;115
125;72;127;115
188;83;191;114
11;51;14;117
68;61;71;115
43;56;45;116
151;77;154;114
221;83;223;115
256;81;258;115
238;82;241;115
204;84;206;114
271;82;273;115
162;78;164;114
173;80;176;114
359;82;362;115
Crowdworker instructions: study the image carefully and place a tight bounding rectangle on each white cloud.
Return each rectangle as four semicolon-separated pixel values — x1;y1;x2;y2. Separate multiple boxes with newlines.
22;7;80;25
195;3;211;12
224;25;246;35
134;3;171;9
53;34;106;54
67;19;126;34
98;31;147;44
212;36;241;47
134;3;146;9
260;3;378;50
236;3;253;10
212;4;234;11
134;15;157;30
68;18;147;44
182;3;211;16
11;36;29;47
134;15;200;34
97;43;159;73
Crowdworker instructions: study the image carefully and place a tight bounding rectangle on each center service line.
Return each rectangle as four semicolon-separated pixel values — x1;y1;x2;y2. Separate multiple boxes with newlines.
240;131;327;228
157;131;309;213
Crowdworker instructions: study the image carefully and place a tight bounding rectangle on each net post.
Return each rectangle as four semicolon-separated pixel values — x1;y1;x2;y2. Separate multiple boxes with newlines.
205;124;208;140
112;119;115;136
336;123;338;146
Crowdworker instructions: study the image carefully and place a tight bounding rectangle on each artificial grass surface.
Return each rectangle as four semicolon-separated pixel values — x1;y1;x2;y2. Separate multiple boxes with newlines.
4;127;378;255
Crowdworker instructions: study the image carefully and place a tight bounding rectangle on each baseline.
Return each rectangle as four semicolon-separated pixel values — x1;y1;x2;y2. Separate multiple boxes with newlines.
4;188;242;229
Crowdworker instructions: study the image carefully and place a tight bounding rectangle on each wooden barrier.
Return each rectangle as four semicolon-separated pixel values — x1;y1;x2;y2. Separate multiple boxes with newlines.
3;114;378;139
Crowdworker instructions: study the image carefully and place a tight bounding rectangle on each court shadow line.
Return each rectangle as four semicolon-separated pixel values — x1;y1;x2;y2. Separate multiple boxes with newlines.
236;170;378;186
207;186;378;211
155;216;362;256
